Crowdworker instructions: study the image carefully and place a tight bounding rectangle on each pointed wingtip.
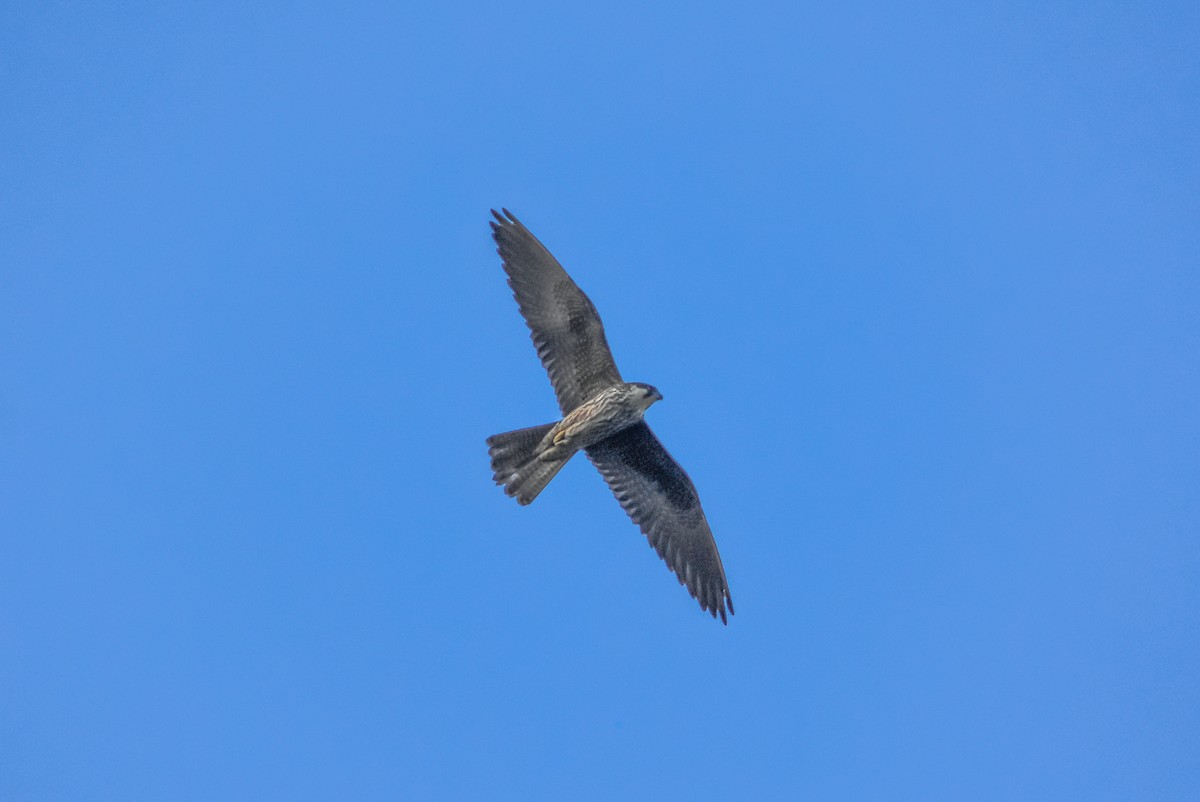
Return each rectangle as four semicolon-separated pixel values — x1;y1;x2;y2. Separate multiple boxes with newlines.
700;593;729;624
491;208;522;229
710;591;733;624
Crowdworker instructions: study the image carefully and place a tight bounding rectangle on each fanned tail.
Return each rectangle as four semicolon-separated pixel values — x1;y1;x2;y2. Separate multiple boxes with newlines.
486;423;571;505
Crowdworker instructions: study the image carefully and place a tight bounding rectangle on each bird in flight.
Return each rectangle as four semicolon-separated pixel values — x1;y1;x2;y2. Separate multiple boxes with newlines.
485;209;734;623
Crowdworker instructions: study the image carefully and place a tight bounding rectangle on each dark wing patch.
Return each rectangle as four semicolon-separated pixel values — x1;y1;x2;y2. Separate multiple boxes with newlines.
491;209;623;414
586;422;734;623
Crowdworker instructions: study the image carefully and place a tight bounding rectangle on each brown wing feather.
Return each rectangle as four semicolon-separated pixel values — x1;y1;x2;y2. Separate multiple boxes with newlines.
490;209;623;414
586;422;734;623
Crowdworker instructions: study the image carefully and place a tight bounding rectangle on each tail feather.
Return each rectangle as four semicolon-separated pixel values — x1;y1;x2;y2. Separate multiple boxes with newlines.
486;423;571;505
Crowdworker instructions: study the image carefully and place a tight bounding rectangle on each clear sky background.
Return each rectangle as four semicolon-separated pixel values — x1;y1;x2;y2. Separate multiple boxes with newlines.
2;2;1198;799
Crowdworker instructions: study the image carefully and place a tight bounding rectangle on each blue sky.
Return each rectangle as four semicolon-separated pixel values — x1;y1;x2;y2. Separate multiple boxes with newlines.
2;2;1197;799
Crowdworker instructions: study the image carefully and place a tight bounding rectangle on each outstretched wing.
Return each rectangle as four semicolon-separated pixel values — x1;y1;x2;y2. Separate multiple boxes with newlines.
491;209;623;414
586;422;734;623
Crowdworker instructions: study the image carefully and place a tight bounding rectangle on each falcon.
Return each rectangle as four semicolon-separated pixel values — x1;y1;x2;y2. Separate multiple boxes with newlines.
485;209;734;623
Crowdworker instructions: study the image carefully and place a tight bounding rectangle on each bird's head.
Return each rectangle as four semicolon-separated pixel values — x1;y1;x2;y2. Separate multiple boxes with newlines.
631;382;664;408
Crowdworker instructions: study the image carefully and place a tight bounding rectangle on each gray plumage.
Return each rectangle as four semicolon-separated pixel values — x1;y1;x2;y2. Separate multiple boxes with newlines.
486;209;734;623
490;209;624;416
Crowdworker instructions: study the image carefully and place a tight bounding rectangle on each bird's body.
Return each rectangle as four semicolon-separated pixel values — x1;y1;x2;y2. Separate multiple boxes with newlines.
542;382;661;458
485;209;734;623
